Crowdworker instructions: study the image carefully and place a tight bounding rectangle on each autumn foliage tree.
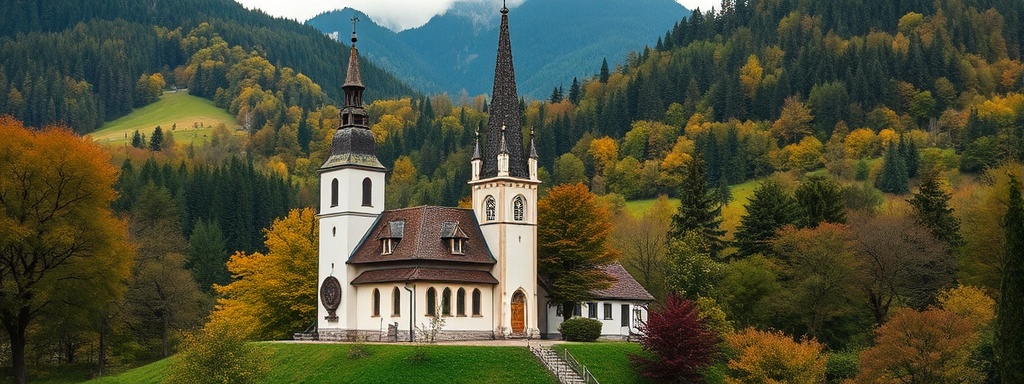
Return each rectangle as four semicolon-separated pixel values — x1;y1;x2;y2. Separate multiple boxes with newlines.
724;328;828;384
538;183;618;322
0;117;133;384
630;294;719;383
208;208;318;340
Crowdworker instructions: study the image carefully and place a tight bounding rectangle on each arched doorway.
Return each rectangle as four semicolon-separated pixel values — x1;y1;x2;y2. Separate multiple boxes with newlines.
511;291;526;334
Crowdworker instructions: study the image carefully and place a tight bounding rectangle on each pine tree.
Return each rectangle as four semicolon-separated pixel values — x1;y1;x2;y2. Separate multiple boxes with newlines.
876;143;909;194
568;77;581;105
187;218;228;293
599;58;610;83
855;158;869;181
998;175;1024;382
550;86;563;103
149;126;164;151
795;174;846;228
736;178;799;257
131;129;144;148
905;137;919;178
669;154;726;256
908;171;963;249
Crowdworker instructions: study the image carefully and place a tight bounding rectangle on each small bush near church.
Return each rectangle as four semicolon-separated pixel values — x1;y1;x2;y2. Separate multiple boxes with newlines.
560;317;603;341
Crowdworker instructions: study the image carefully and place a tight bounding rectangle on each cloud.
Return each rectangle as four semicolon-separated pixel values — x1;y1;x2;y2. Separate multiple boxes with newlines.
235;0;525;31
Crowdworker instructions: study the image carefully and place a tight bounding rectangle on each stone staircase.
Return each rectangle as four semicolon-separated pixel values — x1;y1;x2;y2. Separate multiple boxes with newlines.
529;343;598;384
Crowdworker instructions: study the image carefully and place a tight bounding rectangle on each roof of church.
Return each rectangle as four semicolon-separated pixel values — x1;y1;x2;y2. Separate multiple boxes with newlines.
481;5;529;179
351;267;499;285
590;263;655;302
348;206;496;265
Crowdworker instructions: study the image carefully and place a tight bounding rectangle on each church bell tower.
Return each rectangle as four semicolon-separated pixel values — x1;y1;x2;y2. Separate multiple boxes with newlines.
317;20;385;337
470;3;540;338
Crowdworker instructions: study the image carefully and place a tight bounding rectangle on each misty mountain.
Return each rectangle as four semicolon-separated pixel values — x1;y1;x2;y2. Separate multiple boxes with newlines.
308;0;689;98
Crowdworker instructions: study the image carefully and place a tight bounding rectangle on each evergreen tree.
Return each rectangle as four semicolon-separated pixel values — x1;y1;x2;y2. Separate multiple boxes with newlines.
905;136;920;178
669;154;726;256
998;175;1024;382
599;58;610;83
187;218;228;293
735;178;799;257
855;158;869;181
795;174;846;228
568;77;581;105
149;126;164;151
550;86;563;103
876;143;909;194
131;129;144;148
908;171;963;249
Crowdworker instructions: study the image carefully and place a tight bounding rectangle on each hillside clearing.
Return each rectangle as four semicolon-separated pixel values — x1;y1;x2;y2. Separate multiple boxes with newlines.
88;91;241;147
624;179;760;240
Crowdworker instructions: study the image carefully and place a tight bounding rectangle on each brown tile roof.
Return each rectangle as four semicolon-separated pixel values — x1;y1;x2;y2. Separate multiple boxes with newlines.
348;206;495;265
590;263;655;302
351;267;499;285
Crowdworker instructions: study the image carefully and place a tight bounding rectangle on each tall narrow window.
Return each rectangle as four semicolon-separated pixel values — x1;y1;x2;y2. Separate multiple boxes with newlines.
456;288;466;316
442;288;452;316
426;288;436;316
621;304;630;327
588;302;597;318
513;196;525;221
330;179;339;207
485;196;496;221
472;289;482;316
393;287;401;316
604;303;613;320
361;178;372;206
372;289;381;317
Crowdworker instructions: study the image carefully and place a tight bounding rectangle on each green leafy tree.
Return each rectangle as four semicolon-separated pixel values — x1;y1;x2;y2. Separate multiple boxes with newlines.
998;175;1024;382
150;125;164;151
666;232;722;299
187;218;229;293
876;143;909;194
795;174;846;228
736;178;799;257
669;154;726;256
538;183;619;322
166;323;270;384
908;171;964;249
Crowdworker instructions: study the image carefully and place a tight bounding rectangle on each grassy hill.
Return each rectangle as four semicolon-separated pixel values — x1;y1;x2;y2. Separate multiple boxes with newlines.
88;91;241;147
624;179;760;240
86;343;558;384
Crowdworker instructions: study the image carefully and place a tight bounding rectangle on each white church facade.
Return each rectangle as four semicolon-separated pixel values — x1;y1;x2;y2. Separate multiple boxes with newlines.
315;5;653;342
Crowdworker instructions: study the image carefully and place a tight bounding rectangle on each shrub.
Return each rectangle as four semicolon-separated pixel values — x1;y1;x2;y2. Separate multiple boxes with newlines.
630;294;720;383
724;328;827;384
559;317;603;342
825;351;860;383
166;324;269;384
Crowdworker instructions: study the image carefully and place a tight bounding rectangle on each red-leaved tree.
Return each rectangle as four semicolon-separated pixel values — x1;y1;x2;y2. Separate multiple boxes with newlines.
630;294;720;383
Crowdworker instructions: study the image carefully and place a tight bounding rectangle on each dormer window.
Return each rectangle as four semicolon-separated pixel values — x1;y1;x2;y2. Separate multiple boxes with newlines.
450;238;465;254
382;238;398;254
378;220;404;255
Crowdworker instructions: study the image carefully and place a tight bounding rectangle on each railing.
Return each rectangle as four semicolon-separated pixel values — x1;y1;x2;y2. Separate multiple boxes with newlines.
561;348;599;384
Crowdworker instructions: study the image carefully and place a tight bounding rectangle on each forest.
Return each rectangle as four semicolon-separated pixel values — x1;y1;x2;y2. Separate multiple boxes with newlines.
2;0;1024;382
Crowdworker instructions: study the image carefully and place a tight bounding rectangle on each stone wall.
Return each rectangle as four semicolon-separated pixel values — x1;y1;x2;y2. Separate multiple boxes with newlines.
314;329;496;342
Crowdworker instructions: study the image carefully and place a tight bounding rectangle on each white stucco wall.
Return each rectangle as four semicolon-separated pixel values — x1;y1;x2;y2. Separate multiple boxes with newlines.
541;300;648;340
347;282;497;340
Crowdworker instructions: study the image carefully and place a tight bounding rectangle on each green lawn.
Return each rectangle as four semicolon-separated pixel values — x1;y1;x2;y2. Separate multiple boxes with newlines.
624;178;760;240
553;342;651;384
86;343;556;384
88;91;240;147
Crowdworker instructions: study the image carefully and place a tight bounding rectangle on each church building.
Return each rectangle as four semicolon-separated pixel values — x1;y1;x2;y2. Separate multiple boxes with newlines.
315;4;653;342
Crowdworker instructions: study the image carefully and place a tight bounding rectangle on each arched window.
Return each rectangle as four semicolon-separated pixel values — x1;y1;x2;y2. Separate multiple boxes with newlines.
392;287;401;316
442;288;452;316
372;288;381;317
456;288;466;316
513;196;525;221
362;178;372;206
330;179;339;207
426;287;436;316
472;289;482;316
485;196;496;221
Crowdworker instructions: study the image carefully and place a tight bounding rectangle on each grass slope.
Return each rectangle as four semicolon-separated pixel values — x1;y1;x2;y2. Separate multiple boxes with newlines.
624;179;760;240
88;91;239;147
88;343;556;384
554;342;650;384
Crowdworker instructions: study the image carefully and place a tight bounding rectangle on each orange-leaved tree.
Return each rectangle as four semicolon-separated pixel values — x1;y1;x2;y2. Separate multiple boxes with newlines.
208;208;318;340
0;116;133;384
538;183;618;322
724;328;827;384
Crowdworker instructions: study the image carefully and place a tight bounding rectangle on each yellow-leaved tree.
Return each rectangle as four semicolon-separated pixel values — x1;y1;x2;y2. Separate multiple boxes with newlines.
724;328;828;384
209;208;318;340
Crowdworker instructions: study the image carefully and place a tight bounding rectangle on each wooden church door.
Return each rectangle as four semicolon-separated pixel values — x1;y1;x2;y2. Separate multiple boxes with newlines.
511;291;526;333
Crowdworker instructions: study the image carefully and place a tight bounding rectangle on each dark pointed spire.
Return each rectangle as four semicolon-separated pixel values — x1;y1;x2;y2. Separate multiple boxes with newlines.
472;129;482;160
321;17;382;171
499;124;509;154
482;2;528;179
529;128;538;159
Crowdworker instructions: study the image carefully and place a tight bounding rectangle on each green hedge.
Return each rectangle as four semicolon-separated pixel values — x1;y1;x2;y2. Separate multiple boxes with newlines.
559;318;603;342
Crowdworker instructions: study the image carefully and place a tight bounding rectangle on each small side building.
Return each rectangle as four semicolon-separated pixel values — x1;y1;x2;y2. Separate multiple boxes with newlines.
539;263;655;340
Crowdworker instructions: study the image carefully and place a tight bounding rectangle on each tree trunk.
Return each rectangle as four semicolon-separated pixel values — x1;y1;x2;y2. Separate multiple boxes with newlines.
161;316;169;357
561;302;574;323
96;317;108;376
4;306;31;384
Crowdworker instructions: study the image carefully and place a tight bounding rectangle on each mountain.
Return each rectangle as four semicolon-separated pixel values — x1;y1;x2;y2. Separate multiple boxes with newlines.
0;0;416;132
307;0;689;98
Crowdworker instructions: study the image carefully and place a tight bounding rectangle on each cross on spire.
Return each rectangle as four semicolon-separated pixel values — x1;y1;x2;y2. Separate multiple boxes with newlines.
350;17;360;43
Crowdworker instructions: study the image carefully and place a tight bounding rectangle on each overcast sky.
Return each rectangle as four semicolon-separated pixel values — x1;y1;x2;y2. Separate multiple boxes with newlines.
233;0;717;31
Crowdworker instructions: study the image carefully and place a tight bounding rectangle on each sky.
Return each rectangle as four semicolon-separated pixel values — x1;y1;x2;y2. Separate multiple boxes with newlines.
233;0;717;31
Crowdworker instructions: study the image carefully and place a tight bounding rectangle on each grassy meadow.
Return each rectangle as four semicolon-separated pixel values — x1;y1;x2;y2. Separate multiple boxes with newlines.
88;91;240;147
623;178;760;240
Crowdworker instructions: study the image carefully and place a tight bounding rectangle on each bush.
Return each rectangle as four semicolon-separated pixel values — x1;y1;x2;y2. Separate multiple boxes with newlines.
825;351;860;383
630;294;720;383
559;317;603;341
165;324;269;384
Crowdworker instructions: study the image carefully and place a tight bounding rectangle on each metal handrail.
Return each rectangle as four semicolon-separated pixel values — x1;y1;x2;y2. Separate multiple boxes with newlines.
529;343;599;384
561;348;600;384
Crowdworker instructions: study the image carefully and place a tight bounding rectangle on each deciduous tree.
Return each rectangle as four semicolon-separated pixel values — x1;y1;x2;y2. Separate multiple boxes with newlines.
538;183;618;322
0;118;132;384
613;196;672;300
630;294;719;383
724;328;827;384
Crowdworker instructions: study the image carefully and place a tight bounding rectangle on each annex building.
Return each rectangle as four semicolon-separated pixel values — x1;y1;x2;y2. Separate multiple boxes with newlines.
315;4;653;341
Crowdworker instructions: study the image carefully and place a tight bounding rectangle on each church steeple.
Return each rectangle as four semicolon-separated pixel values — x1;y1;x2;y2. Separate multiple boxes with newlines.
321;17;383;171
481;3;528;179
